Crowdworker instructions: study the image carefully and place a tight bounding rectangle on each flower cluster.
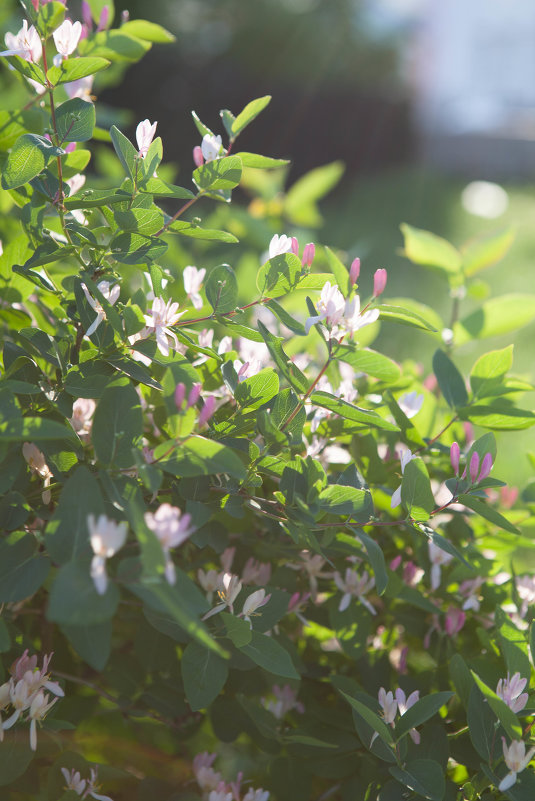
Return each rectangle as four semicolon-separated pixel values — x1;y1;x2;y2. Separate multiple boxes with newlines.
193;752;269;801
61;766;113;801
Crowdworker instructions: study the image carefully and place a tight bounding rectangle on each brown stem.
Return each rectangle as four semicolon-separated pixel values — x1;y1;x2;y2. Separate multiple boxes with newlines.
155;194;203;237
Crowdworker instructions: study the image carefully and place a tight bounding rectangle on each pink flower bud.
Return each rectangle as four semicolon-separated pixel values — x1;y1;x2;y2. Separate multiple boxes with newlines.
469;452;480;484
198;395;216;427
373;268;387;297
478;452;493;483
500;486;518;508
174;382;186;410
349;257;360;286
398;645;408;674
291;237;299;256
389;555;402;571
121;10;130;24
450;442;460;475
31;0;39;11
301;243;315;268
444;606;466;636
187;383;202;408
97;5;110;31
193;146;204;167
81;1;93;27
65;142;76;153
463;421;474;444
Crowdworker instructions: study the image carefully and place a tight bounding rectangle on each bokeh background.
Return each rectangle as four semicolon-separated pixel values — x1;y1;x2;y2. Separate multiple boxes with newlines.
2;0;535;484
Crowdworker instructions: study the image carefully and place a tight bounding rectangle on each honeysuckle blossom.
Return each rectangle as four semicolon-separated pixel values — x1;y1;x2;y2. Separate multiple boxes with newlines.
28;690;57;750
198;394;217;427
499;738;535;792
144;503;194;585
201;133;223;162
136;119;157;157
263;684;305;719
268;233;294;259
22;442;53;504
395;688;421;744
287;591;311;627
241;588;271;627
373;267;387;297
336;294;380;340
53;19;82;61
241;557;272;586
349;257;360;285
183;265;206;309
516;575;535;618
88;514;128;595
209;788;232;801
193;145;204;166
334;568;376;614
428;541;454;591
202;572;243;619
197;568;221;603
444;606;465;636
305;281;345;334
378;687;398;725
459;576;486;611
193;752;222;793
143;296;185;357
301;242;315;268
496;673;529;713
390;448;415;509
450;442;460;475
85;767;114;801
243;789;270;801
397;391;424;419
81;281;120;337
61;768;87;795
289;551;331;599
1;20;42;63
64;75;94;101
70;397;96;439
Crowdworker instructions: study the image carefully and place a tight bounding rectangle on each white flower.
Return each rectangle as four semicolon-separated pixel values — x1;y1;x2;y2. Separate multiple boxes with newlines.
201;134;223;162
202;573;242;619
70;398;96;438
390;448;415;509
183;265;206;309
1;20;42;63
144;504;194;585
28;691;57;751
85;767;114;801
263;684;304;720
198;569;222;603
268;234;293;259
53;20;82;57
193;752;222;792
208;790;233;801
378;687;397;724
333;568;376;614
22;442;53;504
305;281;346;334
243;790;270;801
81;281;120;337
241;589;271;627
499;738;535;792
88;514;128;595
428;541;454;591
395;687;420;744
66;173;86;196
398;391;424;419
143;297;185;357
64;76;94;101
496;673;529;714
334;295;380;340
136;119;157;158
61;768;87;795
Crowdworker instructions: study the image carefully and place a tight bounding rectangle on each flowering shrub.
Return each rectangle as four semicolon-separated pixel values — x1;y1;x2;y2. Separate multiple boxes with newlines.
1;2;535;800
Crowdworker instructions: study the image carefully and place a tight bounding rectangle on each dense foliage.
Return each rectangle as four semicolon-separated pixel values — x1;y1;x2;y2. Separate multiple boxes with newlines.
2;3;535;801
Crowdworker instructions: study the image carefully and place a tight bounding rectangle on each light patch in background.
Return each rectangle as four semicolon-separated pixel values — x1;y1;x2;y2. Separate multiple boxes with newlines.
461;180;509;219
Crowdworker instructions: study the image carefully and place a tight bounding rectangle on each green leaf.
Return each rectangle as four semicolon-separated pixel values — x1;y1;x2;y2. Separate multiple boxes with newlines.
470;345;513;399
139;177;194;199
109;232;167;264
496;607;531;679
55;98;95;143
36;1;65;35
296;272;333;290
395;692;453;740
222;612;252;647
454;294;535;345
378;304;438;332
470;671;522;740
45;466;105;563
400;223;462;274
401;458;435;521
181;641;228;711
257;253;302;296
239;631;299;678
0;731;34;786
120;19;175;43
324;246;350;295
235;368;279;411
205;263;238;313
0;416;78;442
336;345;401;383
0;532;50;603
193;155;242;191
109;124;139;179
237;152;289;169
265;299;306;335
257;320;309;393
309;391;399;432
461;403;535;431
61;621;111;671
92;383;143;467
449;653;473;709
47;559;119;624
0;109;44;152
153;436;246;480
113;207;163;235
6;55;46;85
231;96;271;137
458;494;520;534
462;226;516;277
168;221;238;243
1;133;60;190
47;56;110;85
79;28;152;62
318;485;371;517
432;349;468;408
351;528;388;595
389;759;446;801
284;161;344;226
340;692;395;748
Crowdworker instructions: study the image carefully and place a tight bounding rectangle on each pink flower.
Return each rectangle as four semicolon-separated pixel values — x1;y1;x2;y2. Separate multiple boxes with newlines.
301;243;315;268
144;504;194;585
349;257;360;286
143;297;185;357
450;442;460;475
305;281;345;334
444;606;466;636
496;673;529;713
183;265;206;309
193;145;204;166
198;395;216;427
136;119;157;158
373;268;387;297
1;20;42;62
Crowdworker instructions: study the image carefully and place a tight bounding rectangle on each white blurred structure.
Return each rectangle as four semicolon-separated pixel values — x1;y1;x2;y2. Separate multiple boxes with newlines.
411;0;535;174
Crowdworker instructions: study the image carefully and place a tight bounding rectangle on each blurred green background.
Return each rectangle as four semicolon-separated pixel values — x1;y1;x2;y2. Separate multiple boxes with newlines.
1;0;534;486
